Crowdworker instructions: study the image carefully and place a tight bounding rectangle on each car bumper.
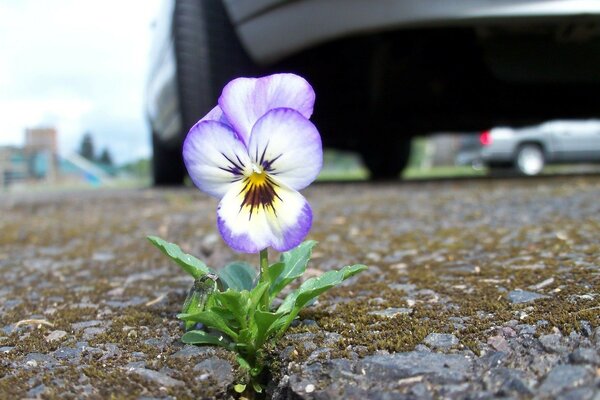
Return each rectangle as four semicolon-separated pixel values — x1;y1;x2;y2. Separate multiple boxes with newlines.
225;0;600;63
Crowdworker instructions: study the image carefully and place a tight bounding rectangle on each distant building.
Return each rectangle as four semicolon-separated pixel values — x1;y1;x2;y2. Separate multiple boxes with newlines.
25;127;58;154
1;127;116;189
0;146;29;187
24;127;58;181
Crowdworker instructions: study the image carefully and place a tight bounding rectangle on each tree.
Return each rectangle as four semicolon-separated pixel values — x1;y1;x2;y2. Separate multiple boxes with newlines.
79;132;95;161
98;148;113;166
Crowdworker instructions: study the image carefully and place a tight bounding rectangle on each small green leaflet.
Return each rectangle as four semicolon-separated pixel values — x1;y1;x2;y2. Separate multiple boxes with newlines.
218;261;256;291
147;236;211;279
269;240;317;300
181;330;233;350
277;264;368;335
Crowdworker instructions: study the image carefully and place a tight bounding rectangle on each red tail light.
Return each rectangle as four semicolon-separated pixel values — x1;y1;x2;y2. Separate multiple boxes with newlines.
479;130;492;146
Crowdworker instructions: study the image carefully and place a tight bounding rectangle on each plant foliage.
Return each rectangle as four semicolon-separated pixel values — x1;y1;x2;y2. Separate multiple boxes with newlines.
148;236;366;390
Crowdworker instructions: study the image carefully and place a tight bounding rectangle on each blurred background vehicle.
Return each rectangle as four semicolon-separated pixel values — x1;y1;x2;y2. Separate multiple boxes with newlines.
480;120;600;176
146;0;600;184
455;134;484;169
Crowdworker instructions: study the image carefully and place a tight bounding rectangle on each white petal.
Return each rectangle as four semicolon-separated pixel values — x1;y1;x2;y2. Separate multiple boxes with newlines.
183;120;252;198
248;108;322;190
217;177;312;253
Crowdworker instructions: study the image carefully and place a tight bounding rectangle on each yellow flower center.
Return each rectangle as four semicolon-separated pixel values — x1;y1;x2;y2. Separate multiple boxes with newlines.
239;169;281;219
247;170;267;185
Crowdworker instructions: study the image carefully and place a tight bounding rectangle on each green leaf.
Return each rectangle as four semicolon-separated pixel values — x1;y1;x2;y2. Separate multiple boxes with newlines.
236;355;251;370
249;281;270;313
294;270;344;311
147;236;211;279
252;381;263;392
218;262;257;291
270;240;317;299
276;264;367;337
254;310;284;347
340;264;368;279
276;291;298;314
177;310;238;341
181;330;232;349
213;289;249;327
234;383;247;393
266;262;285;284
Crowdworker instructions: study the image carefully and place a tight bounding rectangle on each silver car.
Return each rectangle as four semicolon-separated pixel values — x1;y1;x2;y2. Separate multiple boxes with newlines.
480;120;600;175
146;0;600;184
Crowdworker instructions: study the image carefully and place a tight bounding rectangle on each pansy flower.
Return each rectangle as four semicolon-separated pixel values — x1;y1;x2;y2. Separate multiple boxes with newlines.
183;73;323;253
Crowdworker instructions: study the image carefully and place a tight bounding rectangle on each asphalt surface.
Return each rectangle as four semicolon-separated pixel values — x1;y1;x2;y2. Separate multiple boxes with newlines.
0;176;599;399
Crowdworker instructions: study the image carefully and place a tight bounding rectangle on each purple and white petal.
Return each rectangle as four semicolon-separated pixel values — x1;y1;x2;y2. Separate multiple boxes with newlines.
183;121;252;199
217;178;312;253
200;105;231;126
248;108;322;190
218;73;315;143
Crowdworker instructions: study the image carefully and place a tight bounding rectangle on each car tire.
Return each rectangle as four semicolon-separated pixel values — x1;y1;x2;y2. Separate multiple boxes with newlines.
151;0;254;186
152;133;186;186
174;0;254;133
514;144;545;176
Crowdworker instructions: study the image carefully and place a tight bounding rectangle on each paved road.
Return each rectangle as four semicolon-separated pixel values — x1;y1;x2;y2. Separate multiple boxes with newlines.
1;176;599;399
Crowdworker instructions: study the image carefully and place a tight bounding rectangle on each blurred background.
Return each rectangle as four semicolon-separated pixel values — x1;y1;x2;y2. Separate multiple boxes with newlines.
1;0;600;192
0;0;160;191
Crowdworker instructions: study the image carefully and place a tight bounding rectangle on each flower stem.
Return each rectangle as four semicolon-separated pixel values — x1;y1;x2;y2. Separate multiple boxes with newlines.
259;248;269;309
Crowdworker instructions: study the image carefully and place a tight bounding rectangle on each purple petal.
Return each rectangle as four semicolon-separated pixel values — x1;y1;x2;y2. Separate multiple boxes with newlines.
218;73;315;144
216;179;313;253
248;108;322;190
182;120;251;198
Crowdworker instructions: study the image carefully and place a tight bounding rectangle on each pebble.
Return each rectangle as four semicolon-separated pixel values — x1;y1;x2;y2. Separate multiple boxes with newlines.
483;367;532;396
53;347;82;362
193;358;234;387
360;352;472;382
487;335;510;353
105;297;148;309
143;336;173;350
128;367;185;387
71;320;103;331
22;353;56;369
569;348;600;366
507;290;549;304
515;324;536;335
368;307;413;318
538;365;593;396
82;327;106;340
423;333;459;350
539;334;566;353
26;384;48;398
171;344;214;359
45;330;67;343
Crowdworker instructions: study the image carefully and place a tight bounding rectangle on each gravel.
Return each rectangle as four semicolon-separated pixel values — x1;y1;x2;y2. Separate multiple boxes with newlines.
1;177;599;398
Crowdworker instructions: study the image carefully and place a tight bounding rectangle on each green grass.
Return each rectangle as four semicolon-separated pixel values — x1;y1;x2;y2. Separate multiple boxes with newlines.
403;165;486;179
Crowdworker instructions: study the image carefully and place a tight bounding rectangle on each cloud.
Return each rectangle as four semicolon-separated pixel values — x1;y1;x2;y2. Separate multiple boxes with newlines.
0;0;160;164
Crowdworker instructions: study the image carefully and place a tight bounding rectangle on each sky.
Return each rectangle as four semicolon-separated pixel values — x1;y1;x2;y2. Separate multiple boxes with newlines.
0;0;161;165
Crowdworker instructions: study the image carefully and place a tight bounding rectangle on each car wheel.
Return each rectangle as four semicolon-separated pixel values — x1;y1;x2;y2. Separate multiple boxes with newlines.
174;0;254;132
152;133;185;186
515;144;545;176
